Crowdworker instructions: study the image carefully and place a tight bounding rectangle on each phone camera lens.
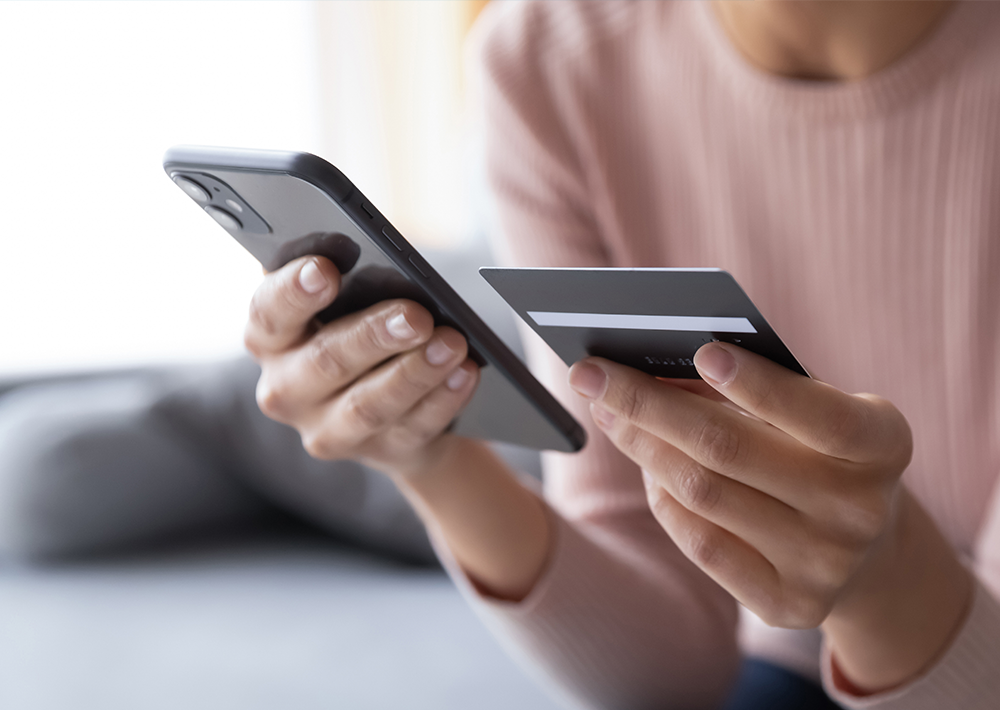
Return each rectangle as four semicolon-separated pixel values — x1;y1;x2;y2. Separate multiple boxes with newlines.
172;175;211;204
205;206;242;231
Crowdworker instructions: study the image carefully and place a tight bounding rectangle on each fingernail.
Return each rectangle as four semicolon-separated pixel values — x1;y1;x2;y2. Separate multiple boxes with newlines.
695;344;736;386
569;362;607;399
298;260;327;294
387;313;417;340
426;338;455;366
446;367;470;391
590;403;616;429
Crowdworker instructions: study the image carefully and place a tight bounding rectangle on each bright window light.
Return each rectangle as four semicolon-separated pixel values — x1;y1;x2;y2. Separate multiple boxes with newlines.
0;1;323;374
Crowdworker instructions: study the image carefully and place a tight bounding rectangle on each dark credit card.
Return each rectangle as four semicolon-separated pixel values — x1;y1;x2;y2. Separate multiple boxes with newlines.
480;267;808;379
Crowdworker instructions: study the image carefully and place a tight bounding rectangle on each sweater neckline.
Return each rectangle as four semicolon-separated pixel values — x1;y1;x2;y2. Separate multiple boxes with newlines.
688;0;989;121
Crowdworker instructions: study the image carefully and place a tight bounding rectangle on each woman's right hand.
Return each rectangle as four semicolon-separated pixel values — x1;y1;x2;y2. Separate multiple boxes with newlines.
243;255;480;479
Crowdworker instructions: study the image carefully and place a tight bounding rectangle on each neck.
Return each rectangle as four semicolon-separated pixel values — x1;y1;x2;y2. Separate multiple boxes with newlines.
710;1;955;81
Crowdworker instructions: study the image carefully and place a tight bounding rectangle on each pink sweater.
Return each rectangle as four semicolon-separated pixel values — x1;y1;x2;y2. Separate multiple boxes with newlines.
443;2;1000;708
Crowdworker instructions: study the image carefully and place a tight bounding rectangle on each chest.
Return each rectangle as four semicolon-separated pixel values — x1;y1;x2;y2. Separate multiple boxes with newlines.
582;84;1000;550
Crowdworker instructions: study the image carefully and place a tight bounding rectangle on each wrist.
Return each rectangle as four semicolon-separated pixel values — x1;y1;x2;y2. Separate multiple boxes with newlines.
393;436;552;601
822;489;973;694
377;432;467;485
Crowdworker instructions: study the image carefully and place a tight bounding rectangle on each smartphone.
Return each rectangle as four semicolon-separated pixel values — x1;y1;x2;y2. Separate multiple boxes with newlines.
163;146;586;453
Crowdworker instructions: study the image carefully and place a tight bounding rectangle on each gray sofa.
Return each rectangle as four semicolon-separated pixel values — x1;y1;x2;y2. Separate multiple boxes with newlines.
0;242;566;710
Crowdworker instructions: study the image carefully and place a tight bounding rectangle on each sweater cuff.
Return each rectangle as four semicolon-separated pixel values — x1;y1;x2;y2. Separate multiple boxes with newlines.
821;578;1000;709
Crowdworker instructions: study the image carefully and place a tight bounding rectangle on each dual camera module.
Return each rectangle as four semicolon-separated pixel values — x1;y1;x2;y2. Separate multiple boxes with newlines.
171;172;271;234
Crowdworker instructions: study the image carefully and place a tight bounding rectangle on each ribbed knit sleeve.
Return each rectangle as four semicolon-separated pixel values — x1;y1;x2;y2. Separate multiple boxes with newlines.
820;581;1000;709
433;503;739;710
829;480;1000;708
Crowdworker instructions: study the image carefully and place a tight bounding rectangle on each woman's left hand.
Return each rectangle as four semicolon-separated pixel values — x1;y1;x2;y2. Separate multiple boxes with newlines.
568;342;971;693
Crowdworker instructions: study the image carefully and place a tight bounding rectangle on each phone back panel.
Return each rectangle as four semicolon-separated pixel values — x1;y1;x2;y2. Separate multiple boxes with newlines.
164;147;585;453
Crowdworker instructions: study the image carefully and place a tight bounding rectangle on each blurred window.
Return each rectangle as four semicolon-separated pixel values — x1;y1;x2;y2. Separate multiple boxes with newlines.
0;0;484;375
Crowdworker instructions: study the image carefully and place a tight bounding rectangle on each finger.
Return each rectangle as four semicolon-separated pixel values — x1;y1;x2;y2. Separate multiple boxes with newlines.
595;405;822;568
658;376;745;414
642;480;790;624
694;343;911;465
612;412;863;597
656;377;726;400
257;299;434;417
572;358;817;502
646;482;832;629
381;359;480;455
244;256;341;357
299;326;469;456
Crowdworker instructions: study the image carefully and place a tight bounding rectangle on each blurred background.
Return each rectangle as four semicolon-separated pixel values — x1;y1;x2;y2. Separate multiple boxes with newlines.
0;0;487;374
0;3;568;709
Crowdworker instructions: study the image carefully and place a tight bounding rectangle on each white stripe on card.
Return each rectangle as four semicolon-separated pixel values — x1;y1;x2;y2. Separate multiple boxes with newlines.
527;311;757;334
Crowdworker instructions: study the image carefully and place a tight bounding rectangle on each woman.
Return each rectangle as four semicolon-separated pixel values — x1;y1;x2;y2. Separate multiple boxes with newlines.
246;1;1000;707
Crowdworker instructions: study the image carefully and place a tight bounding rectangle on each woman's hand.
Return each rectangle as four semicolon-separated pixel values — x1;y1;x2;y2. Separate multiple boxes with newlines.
244;255;550;599
244;255;480;479
568;342;972;692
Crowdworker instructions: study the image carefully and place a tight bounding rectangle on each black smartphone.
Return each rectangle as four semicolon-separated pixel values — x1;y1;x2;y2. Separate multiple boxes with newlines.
163;146;586;453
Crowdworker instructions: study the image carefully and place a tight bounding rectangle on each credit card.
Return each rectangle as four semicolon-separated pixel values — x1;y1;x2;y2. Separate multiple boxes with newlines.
479;267;808;379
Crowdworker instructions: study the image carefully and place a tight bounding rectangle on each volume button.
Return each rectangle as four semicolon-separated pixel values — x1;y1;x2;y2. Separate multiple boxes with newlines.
408;253;431;279
381;225;404;251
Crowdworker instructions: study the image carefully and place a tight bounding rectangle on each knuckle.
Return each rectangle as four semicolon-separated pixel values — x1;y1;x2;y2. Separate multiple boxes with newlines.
247;291;280;341
307;335;350;383
612;421;643;455
341;388;390;432
796;533;855;594
396;358;435;394
825;397;869;456
300;431;335;460
693;416;745;472
675;462;721;514
814;545;856;590
616;381;650;423
744;377;779;420
277;272;307;312
645;480;671;517
243;326;263;360
612;424;663;475
843;490;893;543
361;312;397;354
255;376;288;420
685;528;722;570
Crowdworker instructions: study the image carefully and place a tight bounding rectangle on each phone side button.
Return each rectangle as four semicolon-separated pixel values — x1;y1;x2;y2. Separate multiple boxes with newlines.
381;225;405;251
408;253;431;279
